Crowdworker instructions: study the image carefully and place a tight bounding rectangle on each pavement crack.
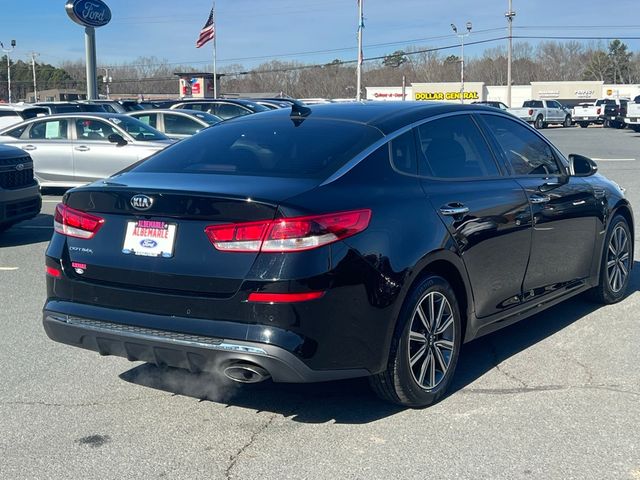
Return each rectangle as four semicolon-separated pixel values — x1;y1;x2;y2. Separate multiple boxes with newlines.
224;413;277;480
0;395;152;408
461;384;640;397
489;343;528;388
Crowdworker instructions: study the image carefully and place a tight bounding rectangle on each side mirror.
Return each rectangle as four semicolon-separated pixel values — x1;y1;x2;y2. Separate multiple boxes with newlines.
108;133;127;146
569;154;597;177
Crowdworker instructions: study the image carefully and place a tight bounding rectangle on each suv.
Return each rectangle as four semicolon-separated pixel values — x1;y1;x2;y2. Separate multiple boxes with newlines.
0;144;41;232
170;99;269;120
0;104;49;130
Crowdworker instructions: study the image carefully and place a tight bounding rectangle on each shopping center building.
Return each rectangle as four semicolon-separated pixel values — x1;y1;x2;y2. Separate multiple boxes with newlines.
366;81;640;107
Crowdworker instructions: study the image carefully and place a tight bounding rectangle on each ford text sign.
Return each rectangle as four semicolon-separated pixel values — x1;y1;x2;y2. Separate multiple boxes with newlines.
65;0;112;28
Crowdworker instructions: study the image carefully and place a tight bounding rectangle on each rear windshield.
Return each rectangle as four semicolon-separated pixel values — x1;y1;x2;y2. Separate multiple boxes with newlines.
523;101;543;108
133;116;382;179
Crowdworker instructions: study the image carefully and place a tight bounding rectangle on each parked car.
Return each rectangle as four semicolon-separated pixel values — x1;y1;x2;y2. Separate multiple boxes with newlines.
572;102;601;128
42;102;632;407
508;100;573;129
0;113;173;188
0;104;49;130
79;100;146;113
599;98;629;129
0;144;41;232
169;99;269;120
471;101;509;111
624;96;640;132
127;109;222;139
34;102;107;114
137;100;181;110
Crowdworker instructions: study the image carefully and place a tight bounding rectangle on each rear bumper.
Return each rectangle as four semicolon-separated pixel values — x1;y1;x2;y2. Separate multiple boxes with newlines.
43;304;371;383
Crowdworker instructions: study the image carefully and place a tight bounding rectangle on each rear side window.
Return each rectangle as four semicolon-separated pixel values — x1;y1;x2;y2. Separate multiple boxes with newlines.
481;114;560;176
215;103;251;119
135;114;157;128
29;120;69;140
523;101;543;108
0;110;20;118
133;116;382;179
416;115;500;178
164;114;201;135
390;131;418;175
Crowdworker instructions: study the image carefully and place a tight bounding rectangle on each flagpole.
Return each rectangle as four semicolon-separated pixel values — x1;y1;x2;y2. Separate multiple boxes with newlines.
212;0;217;98
356;0;363;101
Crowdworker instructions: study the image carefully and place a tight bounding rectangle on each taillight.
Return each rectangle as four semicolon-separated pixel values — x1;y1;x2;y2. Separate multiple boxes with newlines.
54;203;105;239
528;109;533;116
247;291;326;303
205;209;371;253
597;108;601;115
46;266;61;278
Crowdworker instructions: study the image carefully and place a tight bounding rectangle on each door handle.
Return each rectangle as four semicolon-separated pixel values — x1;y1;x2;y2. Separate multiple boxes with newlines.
530;194;551;204
439;203;469;216
74;146;90;152
23;145;36;151
572;200;586;206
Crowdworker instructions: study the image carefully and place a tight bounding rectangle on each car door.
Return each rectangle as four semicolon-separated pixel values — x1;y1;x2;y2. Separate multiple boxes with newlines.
478;113;598;299
72;117;140;184
412;113;532;319
17;118;74;185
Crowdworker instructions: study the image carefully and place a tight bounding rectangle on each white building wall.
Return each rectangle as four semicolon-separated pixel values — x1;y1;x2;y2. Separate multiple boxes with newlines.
485;85;531;108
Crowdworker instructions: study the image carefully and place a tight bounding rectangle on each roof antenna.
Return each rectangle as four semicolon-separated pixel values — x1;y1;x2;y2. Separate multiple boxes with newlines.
290;101;311;126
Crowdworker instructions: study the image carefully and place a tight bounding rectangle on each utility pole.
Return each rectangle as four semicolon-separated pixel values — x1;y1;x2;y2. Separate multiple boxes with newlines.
0;40;16;103
506;0;516;107
29;52;39;102
356;0;364;101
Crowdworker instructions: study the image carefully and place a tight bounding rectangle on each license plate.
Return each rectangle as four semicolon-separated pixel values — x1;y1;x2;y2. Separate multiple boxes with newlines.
122;220;177;258
582;117;588;120
610;116;616;120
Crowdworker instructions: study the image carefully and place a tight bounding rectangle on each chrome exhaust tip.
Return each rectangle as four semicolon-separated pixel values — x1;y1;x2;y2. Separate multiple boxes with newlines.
223;362;271;384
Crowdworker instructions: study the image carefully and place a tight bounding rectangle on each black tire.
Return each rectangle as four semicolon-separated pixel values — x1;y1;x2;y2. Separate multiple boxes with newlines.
632;125;640;133
615;121;626;129
369;275;462;408
563;115;572;128
579;122;589;128
589;215;632;304
534;115;544;129
603;119;611;128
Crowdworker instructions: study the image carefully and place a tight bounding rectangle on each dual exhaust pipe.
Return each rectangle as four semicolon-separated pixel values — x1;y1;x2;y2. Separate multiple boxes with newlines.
223;362;271;384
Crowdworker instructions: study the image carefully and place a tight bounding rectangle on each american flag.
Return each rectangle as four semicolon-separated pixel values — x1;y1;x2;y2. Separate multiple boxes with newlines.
196;8;215;48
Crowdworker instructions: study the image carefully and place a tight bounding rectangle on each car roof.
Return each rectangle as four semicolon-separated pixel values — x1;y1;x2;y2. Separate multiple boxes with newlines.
228;101;500;135
174;98;261;106
0;104;47;112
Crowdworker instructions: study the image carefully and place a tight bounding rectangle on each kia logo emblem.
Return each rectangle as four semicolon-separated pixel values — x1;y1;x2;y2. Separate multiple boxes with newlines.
15;163;24;171
130;194;153;211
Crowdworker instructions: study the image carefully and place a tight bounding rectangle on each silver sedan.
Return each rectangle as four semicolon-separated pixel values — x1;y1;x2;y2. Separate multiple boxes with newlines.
0;113;174;188
127;109;222;139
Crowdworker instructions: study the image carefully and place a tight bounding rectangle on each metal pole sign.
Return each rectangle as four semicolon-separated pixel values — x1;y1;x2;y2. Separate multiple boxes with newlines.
65;0;112;100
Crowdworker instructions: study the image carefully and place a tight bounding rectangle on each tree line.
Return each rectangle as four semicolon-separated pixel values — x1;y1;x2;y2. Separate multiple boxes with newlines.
0;39;638;101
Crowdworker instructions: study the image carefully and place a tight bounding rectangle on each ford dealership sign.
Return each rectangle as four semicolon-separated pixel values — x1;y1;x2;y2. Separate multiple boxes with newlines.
65;0;112;28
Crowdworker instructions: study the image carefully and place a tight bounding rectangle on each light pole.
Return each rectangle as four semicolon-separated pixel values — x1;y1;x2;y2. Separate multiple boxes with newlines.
102;68;112;99
1;40;16;103
29;52;39;102
451;22;471;104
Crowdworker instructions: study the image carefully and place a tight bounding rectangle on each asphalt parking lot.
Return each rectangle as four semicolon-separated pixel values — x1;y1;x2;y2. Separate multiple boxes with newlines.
1;125;639;479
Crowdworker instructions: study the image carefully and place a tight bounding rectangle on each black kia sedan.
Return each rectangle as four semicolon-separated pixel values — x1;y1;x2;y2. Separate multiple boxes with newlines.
43;102;633;407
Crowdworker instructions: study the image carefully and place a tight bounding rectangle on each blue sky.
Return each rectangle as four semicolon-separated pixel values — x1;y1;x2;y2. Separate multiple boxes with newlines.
2;0;639;70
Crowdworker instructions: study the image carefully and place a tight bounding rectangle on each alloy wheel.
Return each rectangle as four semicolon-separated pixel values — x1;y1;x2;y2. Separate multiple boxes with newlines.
407;291;456;390
607;224;630;293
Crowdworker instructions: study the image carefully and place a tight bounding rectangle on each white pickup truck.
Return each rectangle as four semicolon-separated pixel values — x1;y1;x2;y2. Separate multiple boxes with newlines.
508;100;572;129
572;102;603;128
624;96;640;132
